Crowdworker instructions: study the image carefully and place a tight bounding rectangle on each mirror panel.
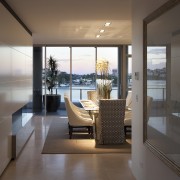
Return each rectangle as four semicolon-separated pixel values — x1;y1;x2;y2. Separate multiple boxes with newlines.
143;0;180;175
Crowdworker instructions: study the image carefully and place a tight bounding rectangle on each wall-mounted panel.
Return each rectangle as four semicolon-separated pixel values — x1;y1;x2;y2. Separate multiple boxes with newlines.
0;3;32;175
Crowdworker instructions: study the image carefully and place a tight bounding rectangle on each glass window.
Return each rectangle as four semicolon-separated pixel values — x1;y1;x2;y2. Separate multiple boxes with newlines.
128;45;132;90
43;47;70;102
42;46;127;105
147;46;166;101
71;47;96;102
97;47;118;99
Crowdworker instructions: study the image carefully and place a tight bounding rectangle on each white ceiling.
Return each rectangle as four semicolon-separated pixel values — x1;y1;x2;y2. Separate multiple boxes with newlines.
6;0;132;45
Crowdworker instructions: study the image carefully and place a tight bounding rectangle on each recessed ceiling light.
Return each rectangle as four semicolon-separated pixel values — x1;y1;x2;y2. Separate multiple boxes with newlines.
100;29;105;33
104;22;111;27
96;35;101;38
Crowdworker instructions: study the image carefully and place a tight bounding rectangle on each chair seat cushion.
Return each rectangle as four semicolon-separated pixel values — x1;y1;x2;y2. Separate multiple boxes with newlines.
124;118;131;126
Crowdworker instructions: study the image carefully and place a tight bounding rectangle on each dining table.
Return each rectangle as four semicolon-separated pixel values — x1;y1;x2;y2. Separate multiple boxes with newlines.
79;99;99;119
79;99;99;112
79;99;99;140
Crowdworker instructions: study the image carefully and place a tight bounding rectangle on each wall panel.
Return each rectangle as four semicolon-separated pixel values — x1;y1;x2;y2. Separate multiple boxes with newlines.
0;3;32;175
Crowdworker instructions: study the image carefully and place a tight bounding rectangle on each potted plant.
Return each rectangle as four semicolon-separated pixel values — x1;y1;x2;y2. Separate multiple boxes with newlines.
96;60;112;99
43;56;61;112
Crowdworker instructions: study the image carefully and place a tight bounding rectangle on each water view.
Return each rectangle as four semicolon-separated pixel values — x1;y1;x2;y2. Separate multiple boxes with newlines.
43;85;118;102
147;80;166;100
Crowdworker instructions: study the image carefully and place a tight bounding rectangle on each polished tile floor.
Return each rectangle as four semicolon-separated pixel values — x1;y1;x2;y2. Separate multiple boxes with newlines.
1;112;135;180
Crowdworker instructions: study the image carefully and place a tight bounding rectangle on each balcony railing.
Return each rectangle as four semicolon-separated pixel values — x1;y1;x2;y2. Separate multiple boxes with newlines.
42;86;118;102
147;87;166;101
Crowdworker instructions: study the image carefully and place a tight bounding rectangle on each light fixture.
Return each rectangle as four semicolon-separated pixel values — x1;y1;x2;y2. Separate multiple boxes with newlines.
96;35;101;38
100;29;105;33
104;22;111;27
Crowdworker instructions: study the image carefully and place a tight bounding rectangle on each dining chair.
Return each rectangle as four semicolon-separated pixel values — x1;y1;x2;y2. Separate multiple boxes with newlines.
124;110;132;135
95;99;126;145
124;91;132;135
147;96;153;120
124;95;153;135
65;95;90;118
126;90;132;109
64;96;94;139
87;90;98;104
87;90;99;118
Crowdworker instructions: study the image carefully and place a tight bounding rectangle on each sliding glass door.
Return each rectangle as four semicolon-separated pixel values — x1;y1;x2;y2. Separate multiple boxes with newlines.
97;47;118;99
127;45;132;91
42;46;129;106
71;47;96;101
43;47;70;102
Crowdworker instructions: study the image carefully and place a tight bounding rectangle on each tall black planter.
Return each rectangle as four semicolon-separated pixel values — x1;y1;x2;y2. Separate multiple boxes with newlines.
43;94;61;112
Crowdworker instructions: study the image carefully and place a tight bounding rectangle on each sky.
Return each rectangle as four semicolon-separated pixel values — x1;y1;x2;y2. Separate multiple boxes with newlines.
43;46;132;75
147;46;166;70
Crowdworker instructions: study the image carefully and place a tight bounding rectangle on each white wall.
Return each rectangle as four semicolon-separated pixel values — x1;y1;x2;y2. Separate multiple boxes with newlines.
131;0;180;179
0;4;32;175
